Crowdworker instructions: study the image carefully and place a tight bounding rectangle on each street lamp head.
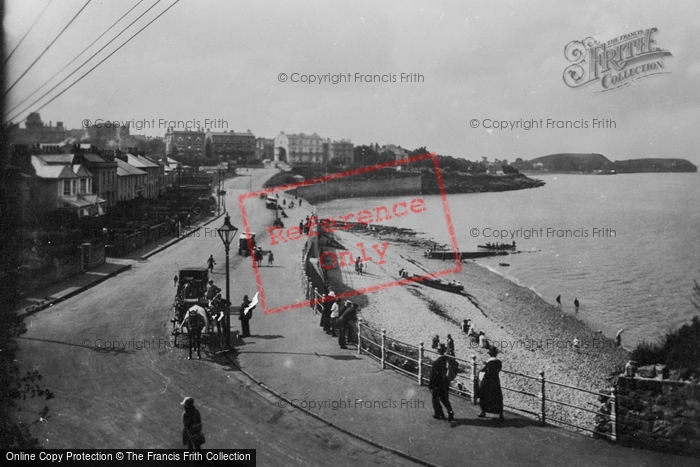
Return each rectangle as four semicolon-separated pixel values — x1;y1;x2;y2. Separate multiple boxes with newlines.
217;215;238;247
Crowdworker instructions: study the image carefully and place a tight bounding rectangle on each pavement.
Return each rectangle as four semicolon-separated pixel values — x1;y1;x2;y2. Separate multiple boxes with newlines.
16;170;696;467
230;198;696;467
16;212;225;319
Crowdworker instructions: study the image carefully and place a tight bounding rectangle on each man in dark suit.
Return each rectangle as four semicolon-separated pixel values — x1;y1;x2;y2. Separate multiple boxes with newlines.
429;344;456;421
337;301;357;349
239;295;254;337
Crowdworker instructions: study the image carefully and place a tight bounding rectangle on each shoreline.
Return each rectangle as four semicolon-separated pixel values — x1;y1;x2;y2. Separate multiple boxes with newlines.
320;221;630;428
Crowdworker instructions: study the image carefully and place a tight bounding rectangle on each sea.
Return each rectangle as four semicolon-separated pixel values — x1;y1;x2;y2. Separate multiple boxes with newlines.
314;173;700;347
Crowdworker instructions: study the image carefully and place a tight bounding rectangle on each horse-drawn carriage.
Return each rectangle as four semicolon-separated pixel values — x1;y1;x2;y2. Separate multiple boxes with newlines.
171;267;228;354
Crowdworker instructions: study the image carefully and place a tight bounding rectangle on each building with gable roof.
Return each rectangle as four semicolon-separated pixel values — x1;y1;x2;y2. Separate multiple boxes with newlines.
29;154;106;217
116;158;147;201
125;151;162;199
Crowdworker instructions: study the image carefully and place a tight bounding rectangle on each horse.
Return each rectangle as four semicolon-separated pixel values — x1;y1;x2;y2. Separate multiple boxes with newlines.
181;307;206;359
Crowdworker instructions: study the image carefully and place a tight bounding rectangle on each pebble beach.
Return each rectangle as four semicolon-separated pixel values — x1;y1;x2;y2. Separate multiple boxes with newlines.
322;223;630;429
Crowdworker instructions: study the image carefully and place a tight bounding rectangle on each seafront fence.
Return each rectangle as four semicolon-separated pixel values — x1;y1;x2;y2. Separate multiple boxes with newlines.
351;320;618;441
298;242;620;444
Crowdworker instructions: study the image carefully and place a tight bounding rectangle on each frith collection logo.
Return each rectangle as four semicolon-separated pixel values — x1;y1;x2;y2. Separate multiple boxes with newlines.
563;28;672;93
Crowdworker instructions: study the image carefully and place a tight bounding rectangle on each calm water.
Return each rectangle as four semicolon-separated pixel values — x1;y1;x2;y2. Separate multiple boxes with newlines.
315;173;700;347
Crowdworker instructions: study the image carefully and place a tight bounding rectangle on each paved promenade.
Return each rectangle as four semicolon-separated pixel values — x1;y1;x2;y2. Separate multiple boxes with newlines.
232;198;694;467
16;171;696;466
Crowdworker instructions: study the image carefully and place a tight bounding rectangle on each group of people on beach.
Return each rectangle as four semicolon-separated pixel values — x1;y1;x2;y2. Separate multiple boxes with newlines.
556;294;580;312
461;319;491;349
319;291;358;349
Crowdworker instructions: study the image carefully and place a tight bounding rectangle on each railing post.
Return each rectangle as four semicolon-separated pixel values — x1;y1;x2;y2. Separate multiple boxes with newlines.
381;328;386;369
471;355;478;404
610;386;618;443
418;342;424;386
357;318;363;355
540;370;546;426
313;287;318;313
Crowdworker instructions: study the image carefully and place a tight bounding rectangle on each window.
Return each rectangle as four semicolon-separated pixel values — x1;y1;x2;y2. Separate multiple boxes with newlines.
64;180;71;195
80;179;87;193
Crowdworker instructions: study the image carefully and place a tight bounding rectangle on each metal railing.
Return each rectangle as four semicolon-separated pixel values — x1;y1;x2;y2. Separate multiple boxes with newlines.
298;239;620;442
352;318;618;442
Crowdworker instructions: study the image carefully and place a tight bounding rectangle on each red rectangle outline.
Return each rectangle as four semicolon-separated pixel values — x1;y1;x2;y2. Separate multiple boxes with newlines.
237;152;461;315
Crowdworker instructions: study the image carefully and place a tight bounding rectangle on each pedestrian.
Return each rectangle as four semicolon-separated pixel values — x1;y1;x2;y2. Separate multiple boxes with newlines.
461;319;471;335
207;255;216;273
255;248;263;267
478;347;504;421
173;275;178;287
268;251;274;266
615;329;624;347
321;291;335;333
429;343;456;421
299;199;302;207
355;256;361;274
478;331;489;349
181;397;204;452
239;294;255;337
556;295;561;307
205;280;221;304
209;293;224;335
337;301;357;349
574;298;580;312
446;334;455;356
328;295;341;337
573;337;581;353
431;334;440;349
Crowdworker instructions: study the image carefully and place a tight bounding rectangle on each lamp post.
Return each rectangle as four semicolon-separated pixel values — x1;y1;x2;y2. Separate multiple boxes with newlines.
217;215;238;350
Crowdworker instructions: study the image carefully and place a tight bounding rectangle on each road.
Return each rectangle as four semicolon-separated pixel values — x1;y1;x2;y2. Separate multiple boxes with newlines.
17;168;416;466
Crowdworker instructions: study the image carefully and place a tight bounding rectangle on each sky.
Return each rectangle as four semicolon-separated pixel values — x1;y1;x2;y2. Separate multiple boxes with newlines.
3;0;700;165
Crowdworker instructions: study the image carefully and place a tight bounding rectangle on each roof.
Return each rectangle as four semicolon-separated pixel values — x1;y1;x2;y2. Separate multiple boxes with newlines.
59;194;105;208
38;154;74;165
82;153;108;163
116;158;147;176
126;153;159;168
31;156;78;179
72;164;92;177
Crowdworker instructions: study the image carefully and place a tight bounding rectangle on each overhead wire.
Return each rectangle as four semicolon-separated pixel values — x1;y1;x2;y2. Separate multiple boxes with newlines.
5;0;173;125
4;0;145;119
10;0;180;124
4;0;92;97
4;0;54;65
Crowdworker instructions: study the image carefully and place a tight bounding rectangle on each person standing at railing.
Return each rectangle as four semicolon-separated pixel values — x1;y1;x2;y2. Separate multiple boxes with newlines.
446;334;455;356
337;301;357;349
321;291;336;334
478;347;504;421
429;344;456;422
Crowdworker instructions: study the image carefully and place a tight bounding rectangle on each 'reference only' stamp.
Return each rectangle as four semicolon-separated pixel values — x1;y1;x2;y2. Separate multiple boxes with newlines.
237;153;460;315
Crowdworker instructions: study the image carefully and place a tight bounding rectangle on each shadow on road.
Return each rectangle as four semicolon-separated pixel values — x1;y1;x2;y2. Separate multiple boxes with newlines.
448;416;540;429
248;334;285;340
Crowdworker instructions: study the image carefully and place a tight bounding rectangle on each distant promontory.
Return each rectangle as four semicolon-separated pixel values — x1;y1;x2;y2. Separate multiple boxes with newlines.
514;153;698;173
